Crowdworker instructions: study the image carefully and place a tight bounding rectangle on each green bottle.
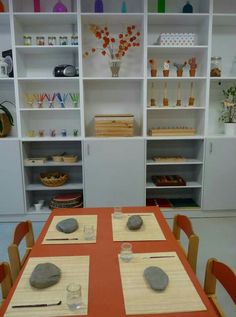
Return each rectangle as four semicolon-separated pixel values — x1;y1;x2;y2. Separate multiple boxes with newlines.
157;0;165;13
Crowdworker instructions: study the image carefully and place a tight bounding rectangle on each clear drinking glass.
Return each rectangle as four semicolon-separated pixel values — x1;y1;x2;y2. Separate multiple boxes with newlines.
66;283;83;311
113;206;123;219
120;242;133;262
83;225;95;240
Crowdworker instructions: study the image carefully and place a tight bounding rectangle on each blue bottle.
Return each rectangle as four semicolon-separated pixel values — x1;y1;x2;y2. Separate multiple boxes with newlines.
183;1;193;13
94;0;103;13
121;0;127;13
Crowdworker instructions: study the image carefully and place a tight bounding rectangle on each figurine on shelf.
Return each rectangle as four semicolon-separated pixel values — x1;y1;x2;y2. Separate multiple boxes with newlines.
163;60;170;77
61;129;67;137
25;94;34;108
26;130;36;138
188;57;197;77
176;82;182;107
173;61;187;77
150;82;157;107
53;0;68;12
182;1;193;13
34;93;46;108
57;93;68;108
73;129;79;137
45;93;56;108
38;129;45;137
188;81;195;106
149;58;157;77
69;93;80;108
94;0;104;13
163;81;168;106
50;129;56;137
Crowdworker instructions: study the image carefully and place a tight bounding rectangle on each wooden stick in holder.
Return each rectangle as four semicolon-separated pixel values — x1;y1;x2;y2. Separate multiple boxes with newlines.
150;82;157;107
188;81;195;106
176;82;181;107
163;81;169;106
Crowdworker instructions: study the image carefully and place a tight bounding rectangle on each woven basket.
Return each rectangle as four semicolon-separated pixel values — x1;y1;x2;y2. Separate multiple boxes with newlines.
0;113;12;137
40;172;68;187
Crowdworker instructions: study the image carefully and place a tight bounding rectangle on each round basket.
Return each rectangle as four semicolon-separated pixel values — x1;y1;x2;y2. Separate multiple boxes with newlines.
0;113;12;137
40;172;68;187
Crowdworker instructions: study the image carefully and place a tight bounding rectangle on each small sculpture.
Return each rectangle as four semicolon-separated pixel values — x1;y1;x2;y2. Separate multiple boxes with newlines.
188;57;197;77
94;0;104;13
173;61;187;77
163;60;170;77
183;1;193;13
149;59;157;77
38;129;45;137
53;0;68;12
34;93;46;108
25;94;34;108
50;129;56;137
45;93;56;108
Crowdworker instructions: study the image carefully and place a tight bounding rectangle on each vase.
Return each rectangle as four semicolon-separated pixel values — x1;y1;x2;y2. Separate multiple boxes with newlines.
121;0;127;13
183;1;193;13
0;0;5;12
109;60;121;77
34;0;40;12
53;0;68;12
94;0;104;13
157;0;165;13
177;69;183;77
151;69;157;77
163;70;169;77
189;69;196;77
224;123;236;136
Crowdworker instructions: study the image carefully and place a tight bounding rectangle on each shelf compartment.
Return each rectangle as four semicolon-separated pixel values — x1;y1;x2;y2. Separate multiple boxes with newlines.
13;13;77;25
81;0;144;13
26;182;83;191
12;0;77;13
148;0;210;13
213;0;236;14
146;159;203;165
146;181;202;189
0;13;10;25
15;46;78;54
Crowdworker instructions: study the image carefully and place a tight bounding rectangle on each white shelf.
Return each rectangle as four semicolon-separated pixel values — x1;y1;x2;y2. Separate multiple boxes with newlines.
0;13;10;25
146;136;204;140
81;13;143;24
148;13;209;25
0;78;14;82
146;159;203;166
147;77;206;80
15;45;78;54
213;14;236;26
22;137;82;142
20;108;80;111
26;182;83;191
210;77;236;81
147;107;205;110
28;206;51;214
83;77;144;81
148;46;208;54
24;161;82;167
18;77;79;82
13;13;77;24
146;181;202;189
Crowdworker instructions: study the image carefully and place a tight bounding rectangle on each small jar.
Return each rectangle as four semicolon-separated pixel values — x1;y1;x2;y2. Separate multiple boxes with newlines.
59;36;68;45
210;57;222;77
48;36;57;46
23;35;32;46
36;36;45;46
71;35;78;45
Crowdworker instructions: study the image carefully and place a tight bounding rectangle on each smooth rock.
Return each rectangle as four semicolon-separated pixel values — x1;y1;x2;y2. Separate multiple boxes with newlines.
56;218;78;233
30;263;61;289
144;266;169;291
127;215;143;230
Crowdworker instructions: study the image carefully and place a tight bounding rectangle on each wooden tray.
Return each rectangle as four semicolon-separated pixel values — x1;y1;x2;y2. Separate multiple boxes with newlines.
95;114;134;137
119;252;206;315
42;215;97;244
149;128;196;136
152;175;186;186
112;213;165;241
4;256;89;317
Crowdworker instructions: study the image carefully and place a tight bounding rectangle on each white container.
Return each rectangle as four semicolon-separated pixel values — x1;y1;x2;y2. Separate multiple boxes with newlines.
224;123;236;136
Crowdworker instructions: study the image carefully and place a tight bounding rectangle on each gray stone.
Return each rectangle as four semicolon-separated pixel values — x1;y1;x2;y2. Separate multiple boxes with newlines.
127;215;143;230
30;263;61;289
56;218;78;233
144;266;169;291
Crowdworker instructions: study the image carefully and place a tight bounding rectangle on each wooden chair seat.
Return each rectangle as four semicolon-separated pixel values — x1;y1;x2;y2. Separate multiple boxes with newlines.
8;221;35;282
0;262;12;308
172;214;199;273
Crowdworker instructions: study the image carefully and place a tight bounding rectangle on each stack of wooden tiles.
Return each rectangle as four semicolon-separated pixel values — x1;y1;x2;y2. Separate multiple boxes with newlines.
95;114;134;137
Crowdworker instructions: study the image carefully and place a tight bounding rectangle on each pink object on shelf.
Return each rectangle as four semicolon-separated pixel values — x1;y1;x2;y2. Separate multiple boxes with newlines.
53;0;68;12
34;0;40;12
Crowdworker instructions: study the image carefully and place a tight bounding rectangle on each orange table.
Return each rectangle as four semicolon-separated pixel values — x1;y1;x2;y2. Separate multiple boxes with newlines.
0;206;218;317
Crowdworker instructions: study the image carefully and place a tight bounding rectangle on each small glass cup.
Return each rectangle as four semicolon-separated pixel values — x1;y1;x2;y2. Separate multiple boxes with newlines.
66;283;83;311
120;242;133;262
83;225;95;240
113;206;123;219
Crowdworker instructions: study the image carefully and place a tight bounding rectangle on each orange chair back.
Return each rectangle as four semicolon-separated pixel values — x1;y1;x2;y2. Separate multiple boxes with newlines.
204;258;236;317
173;214;199;273
0;262;12;306
8;221;35;282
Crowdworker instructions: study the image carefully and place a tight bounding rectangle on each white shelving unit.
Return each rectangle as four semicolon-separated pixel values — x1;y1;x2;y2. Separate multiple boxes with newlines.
1;0;236;216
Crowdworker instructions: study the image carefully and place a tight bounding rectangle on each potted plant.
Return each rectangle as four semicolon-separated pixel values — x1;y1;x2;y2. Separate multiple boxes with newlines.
0;101;14;137
219;85;236;135
173;61;187;77
188;57;197;77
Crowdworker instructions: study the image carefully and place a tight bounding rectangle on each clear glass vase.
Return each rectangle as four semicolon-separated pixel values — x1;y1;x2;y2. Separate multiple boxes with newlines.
109;59;121;77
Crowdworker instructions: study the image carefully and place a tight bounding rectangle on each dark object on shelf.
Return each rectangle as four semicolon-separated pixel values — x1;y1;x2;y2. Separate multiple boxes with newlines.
53;64;77;77
152;175;186;187
169;198;199;208
183;1;193;13
49;193;83;209
146;198;172;208
94;0;104;13
157;0;165;13
2;50;14;78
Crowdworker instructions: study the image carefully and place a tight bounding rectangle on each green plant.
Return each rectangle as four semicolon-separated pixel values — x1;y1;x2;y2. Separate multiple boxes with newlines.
0;101;14;133
219;85;236;123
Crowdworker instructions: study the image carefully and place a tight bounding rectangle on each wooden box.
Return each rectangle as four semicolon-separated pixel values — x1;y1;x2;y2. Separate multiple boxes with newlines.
95;114;134;137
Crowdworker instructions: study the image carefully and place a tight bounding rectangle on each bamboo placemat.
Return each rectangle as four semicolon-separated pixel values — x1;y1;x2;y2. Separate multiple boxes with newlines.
42;215;97;244
112;213;165;241
5;256;89;317
119;252;206;315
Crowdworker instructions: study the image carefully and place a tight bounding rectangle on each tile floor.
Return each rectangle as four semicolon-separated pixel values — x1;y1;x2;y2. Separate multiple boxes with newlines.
0;216;235;316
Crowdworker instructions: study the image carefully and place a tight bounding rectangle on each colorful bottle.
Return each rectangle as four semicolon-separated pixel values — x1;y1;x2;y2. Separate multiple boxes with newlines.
0;0;5;12
121;0;127;13
94;0;104;13
53;0;68;12
157;0;165;13
183;1;193;13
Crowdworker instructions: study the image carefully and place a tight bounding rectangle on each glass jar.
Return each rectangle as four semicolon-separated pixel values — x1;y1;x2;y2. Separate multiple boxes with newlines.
210;57;222;77
59;36;68;45
36;36;45;46
71;35;78;45
48;36;57;46
23;35;32;46
66;283;83;311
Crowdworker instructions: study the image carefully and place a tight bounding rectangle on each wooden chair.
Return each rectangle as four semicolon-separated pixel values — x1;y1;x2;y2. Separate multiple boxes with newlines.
172;214;199;273
204;258;236;317
0;262;12;307
8;221;35;282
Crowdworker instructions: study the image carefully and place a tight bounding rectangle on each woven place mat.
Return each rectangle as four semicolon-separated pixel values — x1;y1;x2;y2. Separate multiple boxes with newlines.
112;213;165;241
119;252;206;315
42;215;97;244
5;256;89;317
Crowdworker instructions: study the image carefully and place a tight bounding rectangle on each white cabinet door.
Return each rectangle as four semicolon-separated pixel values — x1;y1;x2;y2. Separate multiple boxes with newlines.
0;140;25;214
203;138;236;210
84;139;145;207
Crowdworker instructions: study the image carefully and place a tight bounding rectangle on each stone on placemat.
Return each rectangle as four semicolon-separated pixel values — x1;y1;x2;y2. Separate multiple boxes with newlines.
127;215;143;230
30;263;61;289
56;218;78;233
144;266;169;291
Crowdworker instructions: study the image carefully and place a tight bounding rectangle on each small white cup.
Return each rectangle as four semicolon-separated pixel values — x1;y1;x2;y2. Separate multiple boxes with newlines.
66;283;83;311
120;242;133;262
34;203;41;212
113;206;123;219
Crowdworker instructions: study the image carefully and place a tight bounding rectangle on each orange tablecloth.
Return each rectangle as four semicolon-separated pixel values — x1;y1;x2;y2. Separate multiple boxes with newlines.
0;206;218;317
